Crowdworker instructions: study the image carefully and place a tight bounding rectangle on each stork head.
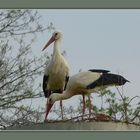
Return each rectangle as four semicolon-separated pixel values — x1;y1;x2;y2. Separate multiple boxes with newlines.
45;93;60;120
49;93;59;104
53;31;63;40
42;31;63;51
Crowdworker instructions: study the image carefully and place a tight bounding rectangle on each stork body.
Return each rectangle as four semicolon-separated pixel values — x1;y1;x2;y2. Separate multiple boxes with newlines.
43;45;69;96
42;31;69;121
46;69;129;119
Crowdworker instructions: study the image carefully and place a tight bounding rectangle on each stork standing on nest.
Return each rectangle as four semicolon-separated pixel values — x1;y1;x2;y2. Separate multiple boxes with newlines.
42;31;69;122
45;69;129;120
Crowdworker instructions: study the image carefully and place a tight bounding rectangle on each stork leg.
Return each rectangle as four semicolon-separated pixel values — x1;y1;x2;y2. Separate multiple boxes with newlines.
82;94;85;120
60;100;64;120
59;89;64;120
44;90;52;122
88;95;92;119
44;99;49;122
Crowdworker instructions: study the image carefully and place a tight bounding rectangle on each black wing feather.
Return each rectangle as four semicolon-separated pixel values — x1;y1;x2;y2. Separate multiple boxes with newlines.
64;76;69;90
43;75;49;98
88;69;110;73
87;73;128;89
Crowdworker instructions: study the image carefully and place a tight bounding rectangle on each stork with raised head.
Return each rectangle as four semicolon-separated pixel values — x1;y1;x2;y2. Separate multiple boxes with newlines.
42;31;69;122
46;69;129;119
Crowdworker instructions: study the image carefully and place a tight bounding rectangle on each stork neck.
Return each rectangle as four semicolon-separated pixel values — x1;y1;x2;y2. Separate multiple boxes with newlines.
55;90;73;101
53;39;61;56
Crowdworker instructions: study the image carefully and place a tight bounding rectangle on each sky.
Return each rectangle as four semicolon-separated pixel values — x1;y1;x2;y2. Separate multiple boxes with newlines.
31;9;140;112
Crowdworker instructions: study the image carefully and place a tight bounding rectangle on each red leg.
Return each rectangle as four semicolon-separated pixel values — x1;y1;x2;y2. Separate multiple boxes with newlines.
82;94;85;119
44;98;49;122
88;95;92;118
44;90;51;122
59;89;64;120
60;100;64;120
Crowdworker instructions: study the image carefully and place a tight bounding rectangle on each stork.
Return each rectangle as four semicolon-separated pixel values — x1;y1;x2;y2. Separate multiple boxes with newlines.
46;69;129;119
42;31;69;122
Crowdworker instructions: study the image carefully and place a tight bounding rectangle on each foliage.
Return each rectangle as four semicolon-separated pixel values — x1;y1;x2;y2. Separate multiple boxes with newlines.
0;9;49;129
100;88;140;124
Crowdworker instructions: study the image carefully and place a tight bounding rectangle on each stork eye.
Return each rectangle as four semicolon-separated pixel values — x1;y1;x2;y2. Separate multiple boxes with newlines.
55;33;58;36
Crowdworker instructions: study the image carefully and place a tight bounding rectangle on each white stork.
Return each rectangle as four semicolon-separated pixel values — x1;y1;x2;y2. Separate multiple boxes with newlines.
46;69;129;119
42;31;69;122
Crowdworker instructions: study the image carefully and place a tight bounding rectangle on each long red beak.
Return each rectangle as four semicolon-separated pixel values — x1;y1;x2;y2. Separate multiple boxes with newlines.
42;36;55;51
45;102;54;122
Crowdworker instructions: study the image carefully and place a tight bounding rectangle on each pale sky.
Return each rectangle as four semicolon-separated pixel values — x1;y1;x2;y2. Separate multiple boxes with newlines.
32;9;140;111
